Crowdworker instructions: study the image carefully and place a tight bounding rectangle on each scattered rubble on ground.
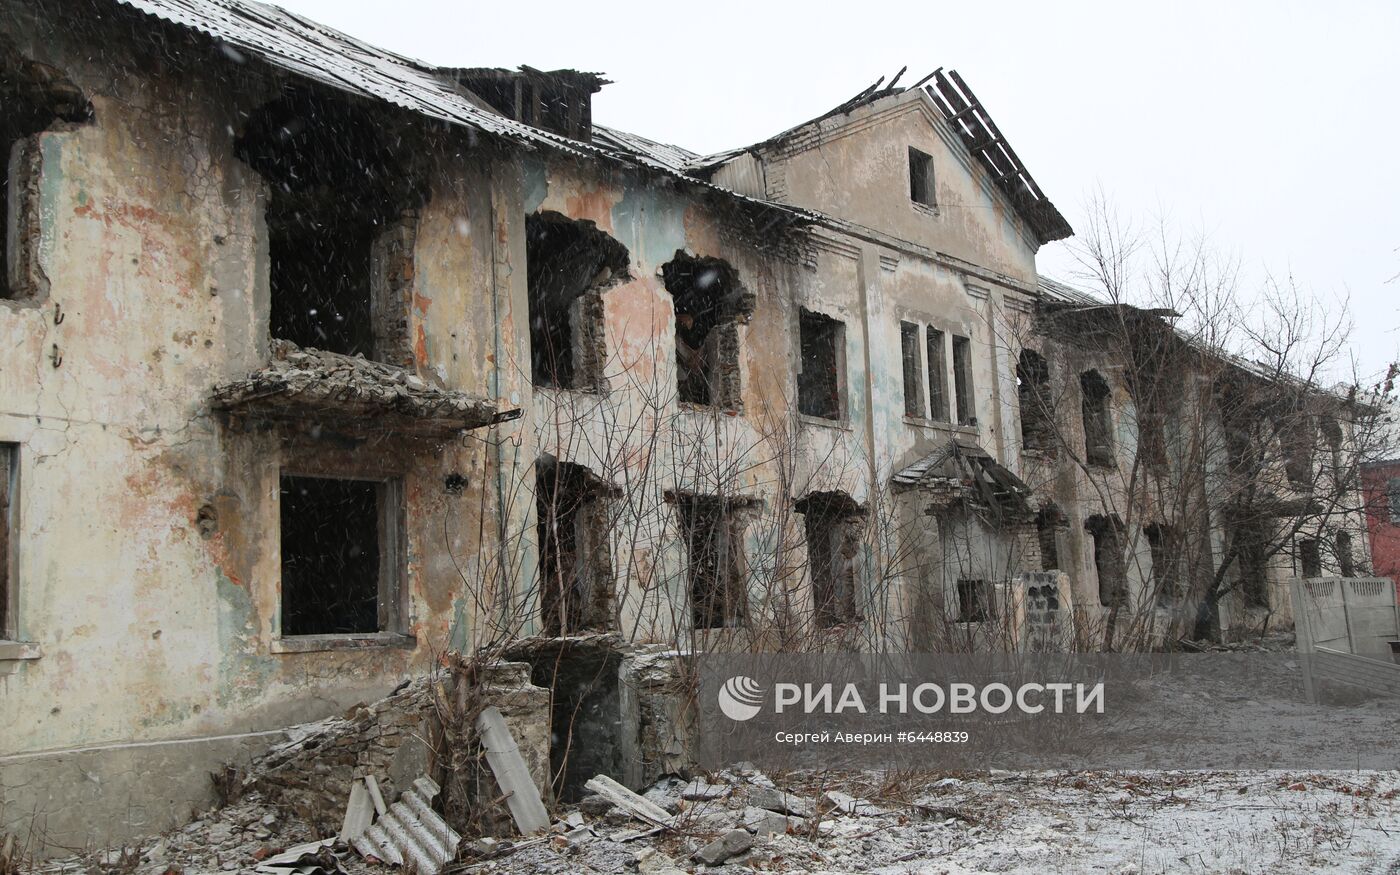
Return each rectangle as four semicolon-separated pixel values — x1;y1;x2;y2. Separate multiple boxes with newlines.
22;662;1400;875
29;759;1400;874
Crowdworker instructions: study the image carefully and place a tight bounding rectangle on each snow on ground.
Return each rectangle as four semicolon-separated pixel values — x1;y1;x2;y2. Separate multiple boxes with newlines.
32;768;1397;874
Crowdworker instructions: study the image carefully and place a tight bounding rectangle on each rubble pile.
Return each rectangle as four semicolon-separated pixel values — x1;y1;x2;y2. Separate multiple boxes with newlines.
238;678;438;836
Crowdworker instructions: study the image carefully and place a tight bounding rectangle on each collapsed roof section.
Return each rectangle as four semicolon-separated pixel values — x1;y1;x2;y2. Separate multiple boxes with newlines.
212;340;501;437
447;66;609;142
893;437;1036;523
1036;276;1359;409
111;0;814;230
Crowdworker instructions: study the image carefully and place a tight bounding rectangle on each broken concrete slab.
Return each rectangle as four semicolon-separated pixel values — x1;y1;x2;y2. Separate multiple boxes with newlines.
749;787;816;818
584;774;674;828
692;828;754;865
739;806;802;836
824;790;890;816
680;779;731;801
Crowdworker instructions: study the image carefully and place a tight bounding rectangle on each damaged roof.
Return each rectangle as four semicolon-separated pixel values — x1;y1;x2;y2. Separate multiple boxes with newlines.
893;437;1035;520
111;0;815;225
111;0;1064;249
212;341;500;435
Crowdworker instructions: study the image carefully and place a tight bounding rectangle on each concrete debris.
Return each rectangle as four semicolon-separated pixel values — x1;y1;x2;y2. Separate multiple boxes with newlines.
747;787;815;818
691;828;753;865
824;790;891;816
31;764;1400;874
583;774;675;828
738;806;802;836
679;779;730;801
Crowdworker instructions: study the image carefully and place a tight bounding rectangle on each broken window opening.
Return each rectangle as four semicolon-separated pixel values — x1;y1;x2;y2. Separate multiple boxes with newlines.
536;459;614;636
1233;520;1270;607
798;308;844;420
505;638;622;803
0;443;15;639
1138;410;1169;473
1017;348;1052;451
1335;530;1355;578
1085;514;1126;608
1321;417;1344;475
662;251;751;410
908;146;935;208
796;492;864;628
1143;522;1182;606
1080;370;1114;467
279;473;400;636
1389;478;1400;525
952;335;975;426
526;211;628;391
899;321;924;418
677;494;748;629
454;68;605;142
1297;536;1321;579
1279;415;1316;488
238;91;424;361
955;579;993;623
1;45;89;301
927;328;949;422
1035;506;1063;571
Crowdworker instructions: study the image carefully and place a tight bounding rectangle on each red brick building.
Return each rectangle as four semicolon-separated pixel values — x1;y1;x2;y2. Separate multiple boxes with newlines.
1361;459;1400;598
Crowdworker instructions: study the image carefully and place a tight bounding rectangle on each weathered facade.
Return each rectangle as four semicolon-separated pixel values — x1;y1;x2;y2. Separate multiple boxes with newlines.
0;0;1372;854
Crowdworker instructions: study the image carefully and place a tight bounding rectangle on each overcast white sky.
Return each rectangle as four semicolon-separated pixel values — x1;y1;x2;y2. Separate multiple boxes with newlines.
274;0;1399;380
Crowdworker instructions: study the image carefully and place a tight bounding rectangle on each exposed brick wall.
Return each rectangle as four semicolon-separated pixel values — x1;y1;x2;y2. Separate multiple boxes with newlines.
1361;462;1400;600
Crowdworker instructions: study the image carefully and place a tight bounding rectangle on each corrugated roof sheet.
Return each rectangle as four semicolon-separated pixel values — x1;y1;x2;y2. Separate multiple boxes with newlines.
112;0;813;224
592;125;703;174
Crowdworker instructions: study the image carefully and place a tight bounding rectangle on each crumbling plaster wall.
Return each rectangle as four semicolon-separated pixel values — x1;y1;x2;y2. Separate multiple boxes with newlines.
758;90;1039;286
0;14;506;850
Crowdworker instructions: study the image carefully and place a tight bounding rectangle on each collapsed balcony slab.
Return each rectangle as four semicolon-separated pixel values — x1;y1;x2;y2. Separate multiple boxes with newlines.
212;340;502;437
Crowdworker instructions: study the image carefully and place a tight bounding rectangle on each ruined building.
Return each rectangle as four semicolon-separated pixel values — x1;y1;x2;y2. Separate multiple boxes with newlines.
0;0;1372;851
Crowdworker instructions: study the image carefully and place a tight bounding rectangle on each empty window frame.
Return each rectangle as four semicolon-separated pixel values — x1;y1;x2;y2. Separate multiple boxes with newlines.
0;444;15;639
797;492;863;628
955;579;993;623
238;92;424;361
526;211;628;391
537;460;613;635
1086;515;1126;608
1279;416;1316;487
899;321;924;418
1143;523;1181;606
1389;478;1400;525
1335;530;1355;578
1321;418;1344;474
908;146;935;208
798;308;844;420
1297;537;1321;579
1036;506;1062;571
951;335;975;426
926;328;949;422
1236;520;1270;607
663;252;751;409
1080;370;1114;467
2;50;88;301
1017;348;1052;451
677;495;747;629
279;473;402;637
